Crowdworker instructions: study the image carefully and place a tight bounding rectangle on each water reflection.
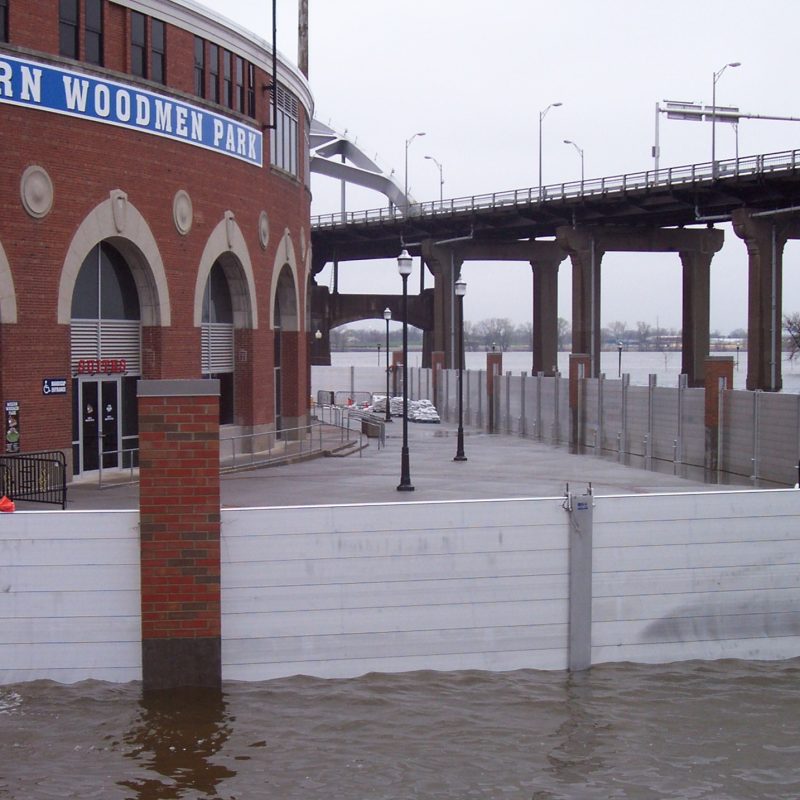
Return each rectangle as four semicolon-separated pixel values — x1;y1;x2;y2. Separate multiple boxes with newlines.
539;671;609;796
118;688;234;799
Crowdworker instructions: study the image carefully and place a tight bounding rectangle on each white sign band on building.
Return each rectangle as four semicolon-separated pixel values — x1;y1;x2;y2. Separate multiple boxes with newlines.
0;54;263;168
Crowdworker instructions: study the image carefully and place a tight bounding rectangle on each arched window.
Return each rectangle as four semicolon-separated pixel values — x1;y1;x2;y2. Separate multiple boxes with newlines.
70;242;141;474
202;260;235;424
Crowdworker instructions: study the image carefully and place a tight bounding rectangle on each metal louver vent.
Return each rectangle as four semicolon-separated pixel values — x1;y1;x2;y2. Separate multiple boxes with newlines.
201;323;234;373
276;85;298;119
71;320;141;374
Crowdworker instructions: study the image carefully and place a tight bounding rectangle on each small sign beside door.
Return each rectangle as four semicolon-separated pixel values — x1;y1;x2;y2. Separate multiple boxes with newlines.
4;401;19;453
42;378;67;395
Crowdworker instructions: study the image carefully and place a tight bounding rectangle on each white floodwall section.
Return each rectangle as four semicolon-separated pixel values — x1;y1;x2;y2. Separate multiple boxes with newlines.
0;510;142;685
428;369;800;486
221;498;570;679
2;491;800;685
221;489;800;681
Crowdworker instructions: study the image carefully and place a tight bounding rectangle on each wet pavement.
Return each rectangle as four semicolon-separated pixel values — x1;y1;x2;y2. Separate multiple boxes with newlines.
60;418;722;512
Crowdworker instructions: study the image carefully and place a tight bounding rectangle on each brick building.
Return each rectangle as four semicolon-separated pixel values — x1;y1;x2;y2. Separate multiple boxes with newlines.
0;0;313;477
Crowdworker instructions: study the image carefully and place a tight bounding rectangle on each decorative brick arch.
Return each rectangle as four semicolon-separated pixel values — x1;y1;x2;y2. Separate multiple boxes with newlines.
0;239;18;323
269;228;300;332
57;191;170;325
193;211;258;329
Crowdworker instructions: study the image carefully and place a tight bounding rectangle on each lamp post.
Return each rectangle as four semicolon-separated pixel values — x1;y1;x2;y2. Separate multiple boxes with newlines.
538;102;562;200
404;131;426;212
454;277;467;462
563;139;584;186
383;307;392;423
617;341;623;378
396;250;414;491
425;155;444;202
712;61;740;176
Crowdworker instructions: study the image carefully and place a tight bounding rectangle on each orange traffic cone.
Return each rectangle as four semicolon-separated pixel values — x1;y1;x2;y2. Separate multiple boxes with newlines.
0;495;15;512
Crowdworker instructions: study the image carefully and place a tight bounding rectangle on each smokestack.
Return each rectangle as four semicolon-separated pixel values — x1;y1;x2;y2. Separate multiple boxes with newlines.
298;0;309;78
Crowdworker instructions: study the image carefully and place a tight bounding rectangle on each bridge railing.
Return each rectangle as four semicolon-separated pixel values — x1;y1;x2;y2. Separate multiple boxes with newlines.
311;148;800;229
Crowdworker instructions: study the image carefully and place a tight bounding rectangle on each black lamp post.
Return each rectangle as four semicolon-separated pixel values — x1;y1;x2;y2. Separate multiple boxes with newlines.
397;250;414;491
454;277;467;462
383;307;392;423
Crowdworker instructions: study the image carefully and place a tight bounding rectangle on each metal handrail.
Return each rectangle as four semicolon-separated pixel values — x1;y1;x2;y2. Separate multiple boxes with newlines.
311;147;800;229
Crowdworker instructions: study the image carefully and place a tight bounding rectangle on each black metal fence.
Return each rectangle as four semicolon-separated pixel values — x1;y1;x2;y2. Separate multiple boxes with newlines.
0;451;67;509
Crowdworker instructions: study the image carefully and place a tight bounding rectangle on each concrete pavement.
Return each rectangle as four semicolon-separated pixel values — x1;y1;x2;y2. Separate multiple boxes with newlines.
61;419;727;512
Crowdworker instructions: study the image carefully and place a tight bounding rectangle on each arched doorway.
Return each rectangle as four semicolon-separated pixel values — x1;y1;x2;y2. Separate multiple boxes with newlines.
273;265;298;434
201;259;236;424
71;241;141;475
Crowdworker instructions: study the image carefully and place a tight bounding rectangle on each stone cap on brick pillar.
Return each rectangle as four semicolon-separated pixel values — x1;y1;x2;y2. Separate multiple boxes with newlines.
138;379;220;397
704;356;734;428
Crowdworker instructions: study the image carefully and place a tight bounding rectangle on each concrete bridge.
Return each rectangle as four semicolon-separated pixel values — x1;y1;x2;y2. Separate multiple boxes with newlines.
310;145;800;391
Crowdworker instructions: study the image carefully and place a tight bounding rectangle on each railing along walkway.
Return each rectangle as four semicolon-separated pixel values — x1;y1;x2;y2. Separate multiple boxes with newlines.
312;148;800;229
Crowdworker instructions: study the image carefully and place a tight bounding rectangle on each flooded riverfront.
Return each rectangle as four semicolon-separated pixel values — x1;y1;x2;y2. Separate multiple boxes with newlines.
2;659;799;799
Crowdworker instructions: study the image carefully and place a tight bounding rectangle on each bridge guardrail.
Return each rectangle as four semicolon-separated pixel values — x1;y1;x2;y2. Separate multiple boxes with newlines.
311;147;800;229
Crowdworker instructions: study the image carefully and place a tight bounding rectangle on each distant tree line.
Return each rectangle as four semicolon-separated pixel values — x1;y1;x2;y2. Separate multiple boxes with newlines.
330;318;759;352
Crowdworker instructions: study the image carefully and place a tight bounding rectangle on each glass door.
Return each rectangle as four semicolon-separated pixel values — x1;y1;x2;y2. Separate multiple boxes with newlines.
77;377;121;473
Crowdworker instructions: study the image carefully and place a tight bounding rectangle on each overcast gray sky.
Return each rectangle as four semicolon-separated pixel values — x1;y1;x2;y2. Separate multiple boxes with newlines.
210;0;800;333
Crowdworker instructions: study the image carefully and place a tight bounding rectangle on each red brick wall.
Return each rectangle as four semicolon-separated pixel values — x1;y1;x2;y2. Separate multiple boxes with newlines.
0;0;311;454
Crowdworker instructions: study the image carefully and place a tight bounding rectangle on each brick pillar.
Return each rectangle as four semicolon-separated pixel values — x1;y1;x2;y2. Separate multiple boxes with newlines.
569;354;591;454
704;357;733;478
431;351;445;411
138;379;221;691
486;351;502;433
392;349;403;396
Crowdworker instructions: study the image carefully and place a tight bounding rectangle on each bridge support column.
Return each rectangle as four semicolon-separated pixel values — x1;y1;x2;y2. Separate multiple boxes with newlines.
557;228;603;377
421;244;461;369
680;250;712;387
733;209;791;392
531;256;561;376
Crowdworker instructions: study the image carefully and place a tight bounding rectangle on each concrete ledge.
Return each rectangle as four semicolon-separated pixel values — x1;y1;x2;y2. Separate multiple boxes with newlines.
138;379;220;397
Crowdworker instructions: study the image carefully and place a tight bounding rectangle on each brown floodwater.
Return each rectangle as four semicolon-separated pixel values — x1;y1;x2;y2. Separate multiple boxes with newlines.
1;659;799;799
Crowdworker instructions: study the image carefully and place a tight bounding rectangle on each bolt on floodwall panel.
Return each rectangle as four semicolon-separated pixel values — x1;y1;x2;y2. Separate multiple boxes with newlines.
137;379;222;691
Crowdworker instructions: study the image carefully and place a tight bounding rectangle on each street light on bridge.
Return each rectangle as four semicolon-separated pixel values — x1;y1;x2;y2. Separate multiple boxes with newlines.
563;139;584;185
425;155;444;202
404;131;426;212
538;102;563;200
712;61;741;176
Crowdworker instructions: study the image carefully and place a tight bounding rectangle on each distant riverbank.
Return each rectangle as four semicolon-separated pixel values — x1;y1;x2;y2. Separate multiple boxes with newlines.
328;350;800;392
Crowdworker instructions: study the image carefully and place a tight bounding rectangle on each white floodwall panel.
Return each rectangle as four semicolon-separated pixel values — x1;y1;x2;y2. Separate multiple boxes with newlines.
583;380;600;451
592;490;800;665
756;393;800;485
0;510;141;685
721;392;757;480
312;365;386;400
625;386;651;459
602;380;624;455
681;389;706;468
651;388;678;463
221;498;570;681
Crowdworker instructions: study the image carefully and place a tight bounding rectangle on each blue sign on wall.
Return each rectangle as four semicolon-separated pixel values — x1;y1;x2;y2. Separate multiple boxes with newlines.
0;54;263;168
